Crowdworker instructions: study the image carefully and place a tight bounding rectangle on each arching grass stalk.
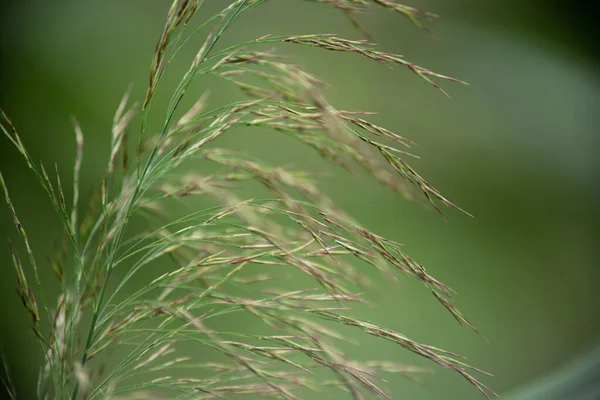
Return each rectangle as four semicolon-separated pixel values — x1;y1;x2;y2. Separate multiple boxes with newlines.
1;1;494;399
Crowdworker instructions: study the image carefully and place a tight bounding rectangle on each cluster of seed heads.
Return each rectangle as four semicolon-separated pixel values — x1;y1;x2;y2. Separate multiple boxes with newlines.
0;1;493;399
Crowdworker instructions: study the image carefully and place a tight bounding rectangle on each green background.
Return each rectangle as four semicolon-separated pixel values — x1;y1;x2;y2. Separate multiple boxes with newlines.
0;1;598;398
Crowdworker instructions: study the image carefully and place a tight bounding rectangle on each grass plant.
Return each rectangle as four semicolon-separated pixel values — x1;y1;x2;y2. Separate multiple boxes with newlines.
1;1;493;399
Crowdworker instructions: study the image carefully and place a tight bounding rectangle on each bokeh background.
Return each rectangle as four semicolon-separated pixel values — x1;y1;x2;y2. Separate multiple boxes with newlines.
1;1;599;399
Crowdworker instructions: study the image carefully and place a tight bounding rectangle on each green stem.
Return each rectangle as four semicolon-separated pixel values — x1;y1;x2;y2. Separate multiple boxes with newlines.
70;267;112;400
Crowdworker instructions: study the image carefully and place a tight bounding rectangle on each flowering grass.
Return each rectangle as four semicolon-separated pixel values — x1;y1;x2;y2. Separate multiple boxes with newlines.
0;1;493;399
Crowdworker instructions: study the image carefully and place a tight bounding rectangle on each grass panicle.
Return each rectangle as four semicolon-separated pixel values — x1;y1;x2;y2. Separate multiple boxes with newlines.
1;1;493;399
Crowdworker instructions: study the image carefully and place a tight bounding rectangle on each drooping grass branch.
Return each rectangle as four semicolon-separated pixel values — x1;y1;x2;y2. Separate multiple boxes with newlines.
1;1;493;399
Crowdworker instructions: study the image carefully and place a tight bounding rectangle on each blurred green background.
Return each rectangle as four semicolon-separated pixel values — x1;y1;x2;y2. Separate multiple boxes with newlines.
1;1;599;399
